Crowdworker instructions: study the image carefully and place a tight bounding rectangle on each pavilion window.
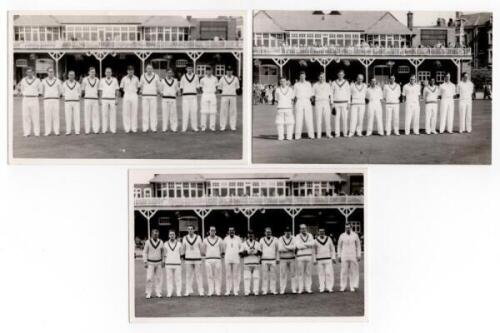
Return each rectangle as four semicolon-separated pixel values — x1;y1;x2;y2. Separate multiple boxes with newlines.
172;27;178;41
221;188;227;197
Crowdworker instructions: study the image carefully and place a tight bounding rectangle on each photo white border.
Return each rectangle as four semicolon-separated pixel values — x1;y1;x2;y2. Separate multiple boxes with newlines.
7;10;250;165
128;166;369;322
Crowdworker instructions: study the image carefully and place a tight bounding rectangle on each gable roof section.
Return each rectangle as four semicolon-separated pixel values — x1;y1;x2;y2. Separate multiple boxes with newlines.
255;10;412;33
253;10;284;33
365;12;413;34
13;15;60;26
461;12;492;27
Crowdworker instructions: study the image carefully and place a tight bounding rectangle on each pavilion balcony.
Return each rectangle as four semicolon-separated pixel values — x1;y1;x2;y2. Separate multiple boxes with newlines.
253;46;472;58
13;39;244;51
134;195;364;209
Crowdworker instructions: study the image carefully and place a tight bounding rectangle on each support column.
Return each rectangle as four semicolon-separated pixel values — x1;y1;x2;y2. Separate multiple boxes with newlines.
451;58;461;82
232;51;242;77
284;208;302;234
187;51;203;72
234;208;259;230
194;208;212;238
88;51;109;78
339;207;356;225
48;51;65;79
139;209;158;239
271;57;289;78
408;58;424;79
135;51;152;76
358;58;375;83
313;57;334;74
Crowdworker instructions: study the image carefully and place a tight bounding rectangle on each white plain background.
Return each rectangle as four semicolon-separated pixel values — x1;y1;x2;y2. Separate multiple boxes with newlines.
1;0;499;332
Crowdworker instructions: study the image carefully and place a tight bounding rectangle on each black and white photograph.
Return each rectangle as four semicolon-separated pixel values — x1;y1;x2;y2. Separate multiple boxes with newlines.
252;10;492;164
9;11;245;161
129;170;366;319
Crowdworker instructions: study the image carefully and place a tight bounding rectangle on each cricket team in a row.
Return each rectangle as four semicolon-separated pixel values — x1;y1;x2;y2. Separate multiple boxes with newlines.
274;70;475;140
16;63;240;137
142;223;362;298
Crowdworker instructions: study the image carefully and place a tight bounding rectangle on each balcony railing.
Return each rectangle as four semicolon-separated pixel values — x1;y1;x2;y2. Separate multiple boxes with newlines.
13;39;244;50
253;46;472;57
134;195;364;208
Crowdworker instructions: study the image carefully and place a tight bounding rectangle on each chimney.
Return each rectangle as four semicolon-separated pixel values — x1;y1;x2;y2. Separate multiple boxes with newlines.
455;11;463;20
407;11;414;31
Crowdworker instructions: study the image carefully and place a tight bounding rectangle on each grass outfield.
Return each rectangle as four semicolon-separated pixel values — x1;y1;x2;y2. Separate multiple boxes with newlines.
11;96;242;159
133;258;364;317
252;100;491;164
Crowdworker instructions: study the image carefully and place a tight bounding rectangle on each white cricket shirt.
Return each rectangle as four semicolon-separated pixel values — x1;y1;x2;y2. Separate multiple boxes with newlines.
313;82;331;102
439;82;456;100
383;83;401;104
278;236;296;259
159;78;179;98
164;240;182;265
331;79;351;103
200;75;218;95
294;233;315;258
293;81;313;100
99;77;119;99
143;238;163;263
42;77;62;99
140;73;159;96
63;80;81;101
423;85;439;102
457;81;474;100
402;83;421;103
337;232;361;261
315;236;336;261
180;73;200;95
275;86;295;109
183;234;202;261
223;235;242;263
120;75;140;96
350;83;367;104
366;86;383;103
82;76;99;99
19;77;41;97
203;236;224;259
219;75;240;96
260;236;279;261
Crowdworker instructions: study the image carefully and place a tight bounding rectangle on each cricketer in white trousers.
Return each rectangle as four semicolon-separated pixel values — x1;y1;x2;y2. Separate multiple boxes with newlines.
200;93;217;131
225;262;241;295
405;102;420;135
385;103;400;135
276;108;295;140
182;95;198;131
145;262;163;297
162;97;178;132
205;259;222;296
295;98;315;139
244;264;260;295
316;259;334;292
261;260;277;294
334;102;349;137
43;99;60;135
315;100;332;138
84;98;99;134
340;260;359;291
122;94;138;133
459;98;472;133
185;261;204;295
349;104;365;136
165;264;182;297
366;101;384;136
23;97;40;136
439;98;455;133
220;96;237;130
64;101;80;135
296;256;313;293
142;96;158;132
101;99;116;133
279;259;297;294
425;102;438;134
